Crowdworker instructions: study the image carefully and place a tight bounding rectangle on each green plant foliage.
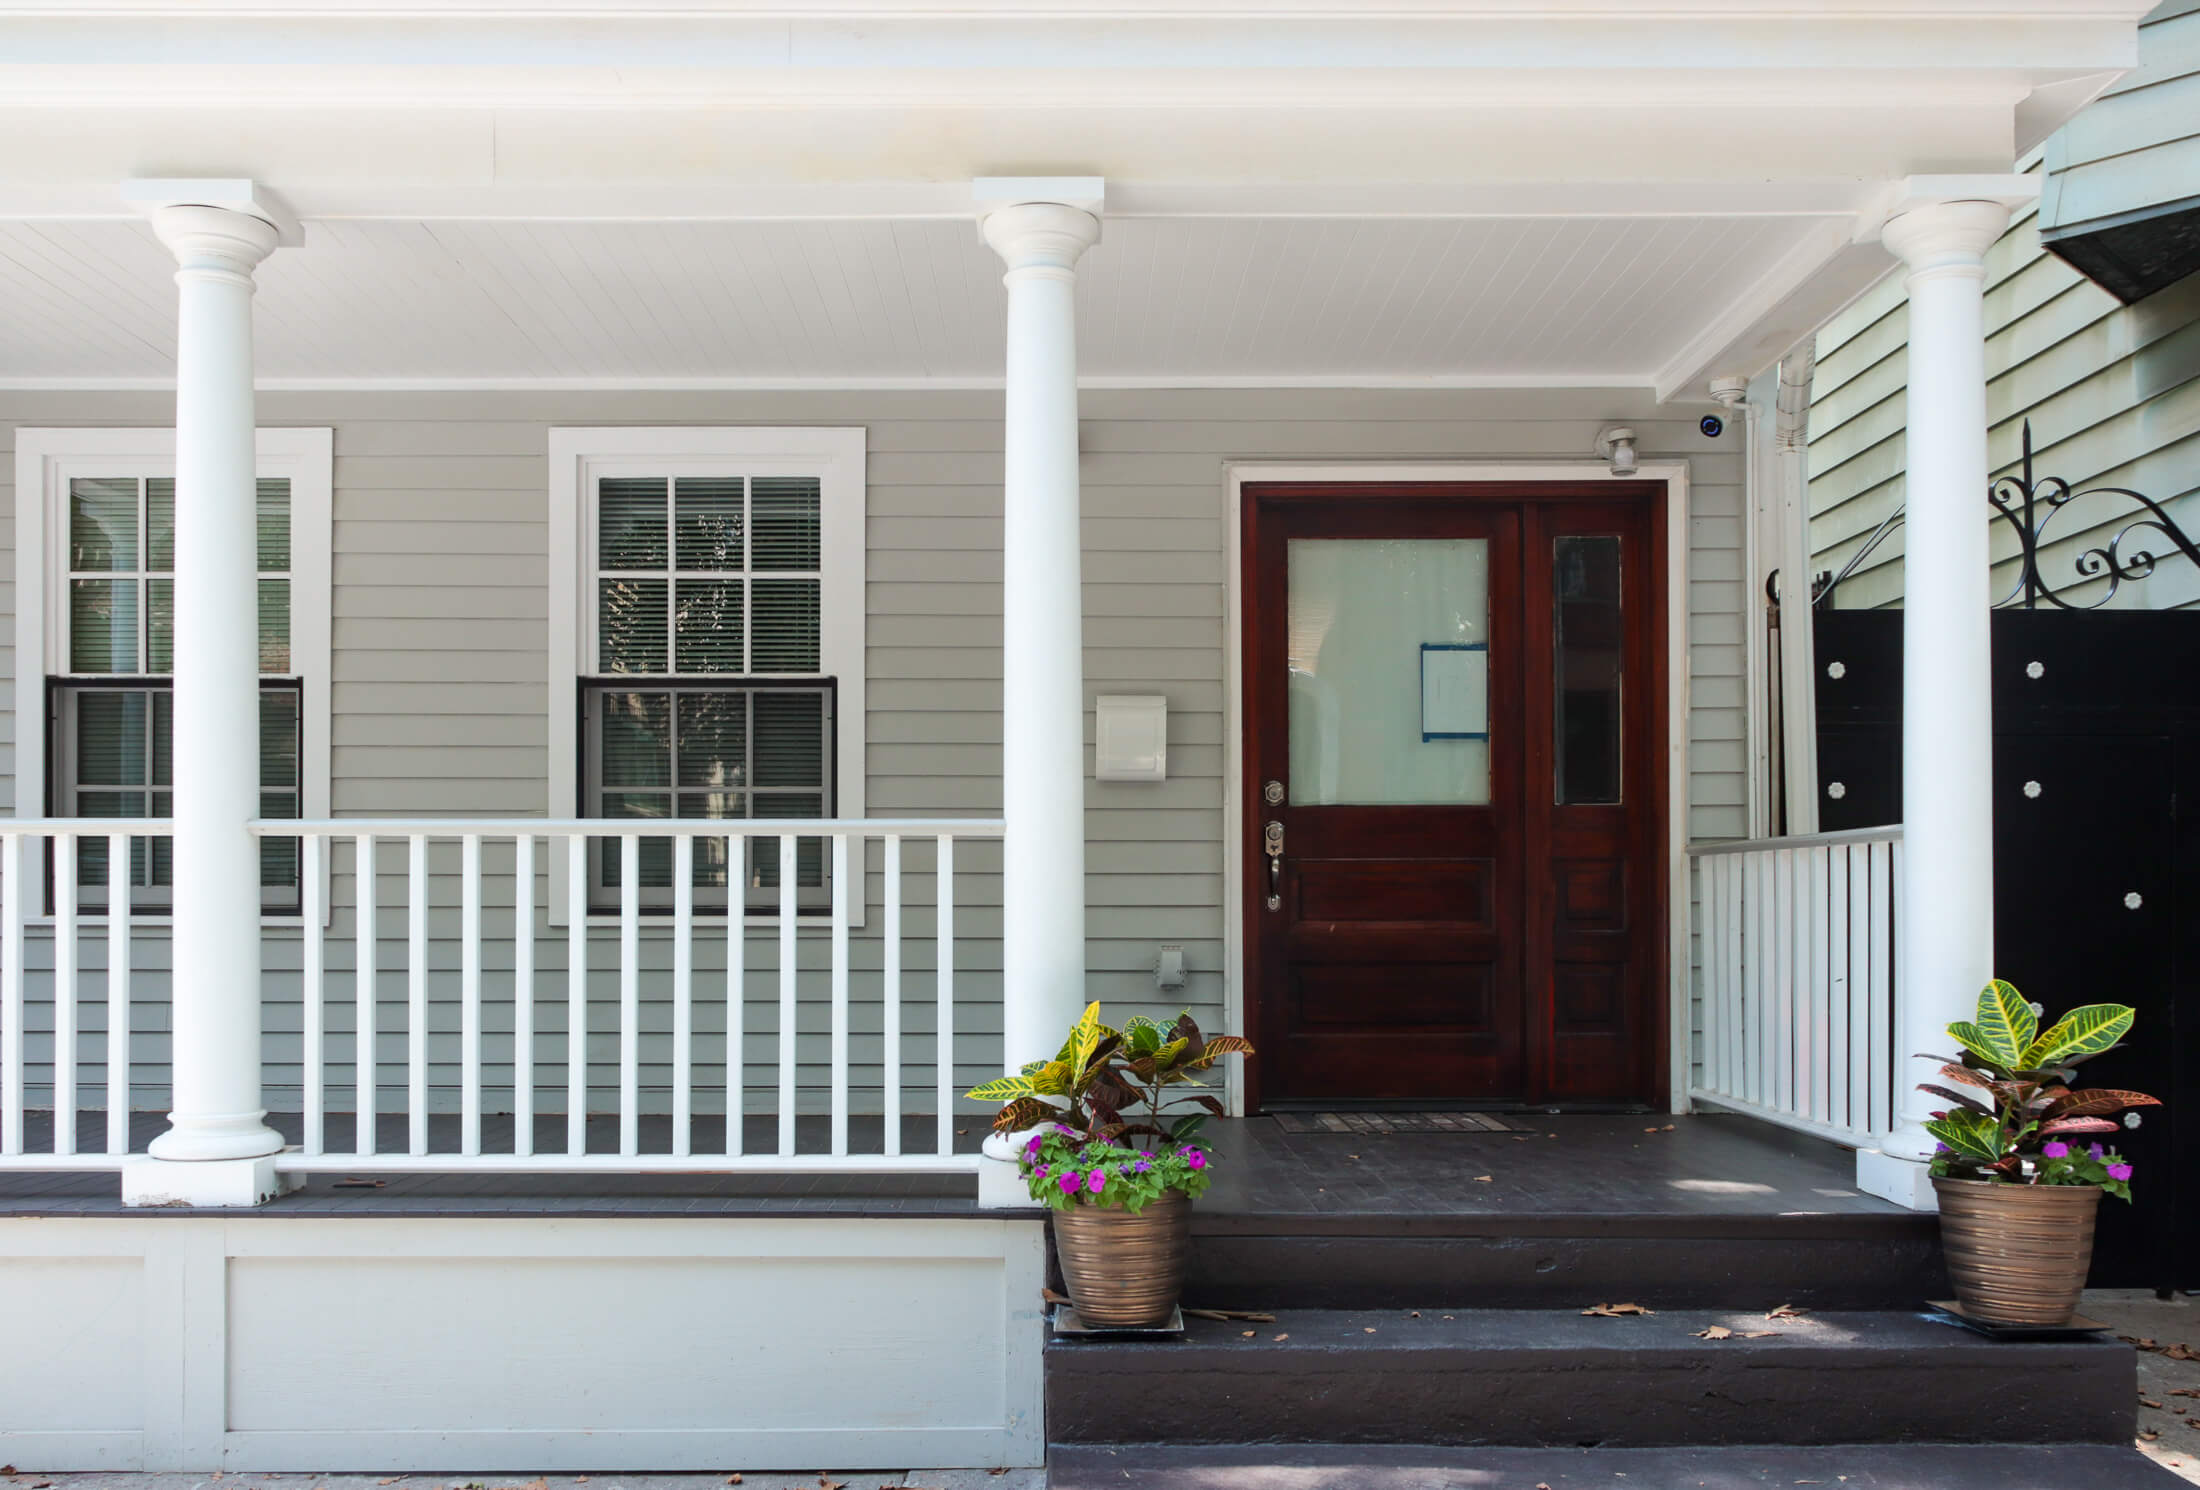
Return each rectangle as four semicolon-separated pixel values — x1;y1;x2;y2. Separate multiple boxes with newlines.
1016;1127;1215;1212
1919;981;2160;1200
963;1002;1256;1195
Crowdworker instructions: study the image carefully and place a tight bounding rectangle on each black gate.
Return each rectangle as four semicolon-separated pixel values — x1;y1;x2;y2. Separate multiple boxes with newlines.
1807;426;2200;1291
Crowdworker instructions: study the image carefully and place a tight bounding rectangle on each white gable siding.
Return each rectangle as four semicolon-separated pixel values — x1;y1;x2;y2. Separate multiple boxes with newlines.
0;386;1739;1113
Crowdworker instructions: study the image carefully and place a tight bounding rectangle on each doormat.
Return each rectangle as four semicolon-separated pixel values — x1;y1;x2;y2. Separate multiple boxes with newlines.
1270;1110;1535;1135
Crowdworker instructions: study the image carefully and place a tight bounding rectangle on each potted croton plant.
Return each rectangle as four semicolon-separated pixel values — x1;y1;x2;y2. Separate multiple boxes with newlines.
1920;979;2161;1326
968;1002;1253;1328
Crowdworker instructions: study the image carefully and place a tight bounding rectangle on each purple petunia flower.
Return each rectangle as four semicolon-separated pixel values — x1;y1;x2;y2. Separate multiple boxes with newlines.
2089;1142;2106;1159
1184;1148;1207;1171
1087;1170;1106;1195
1059;1170;1083;1194
2107;1162;2134;1182
1033;1163;1048;1180
2041;1141;2070;1158
1933;1141;1951;1154
1133;1157;1152;1173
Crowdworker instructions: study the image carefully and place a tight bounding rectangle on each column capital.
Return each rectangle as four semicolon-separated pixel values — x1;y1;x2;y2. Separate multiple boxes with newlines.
148;204;283;284
1880;198;2011;280
981;201;1102;277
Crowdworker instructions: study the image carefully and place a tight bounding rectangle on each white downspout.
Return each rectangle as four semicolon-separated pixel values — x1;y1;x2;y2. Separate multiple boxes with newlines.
1774;344;1821;837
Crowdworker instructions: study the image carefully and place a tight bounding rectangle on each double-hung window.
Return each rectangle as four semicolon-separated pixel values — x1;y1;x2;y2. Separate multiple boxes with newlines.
14;429;333;917
550;429;866;918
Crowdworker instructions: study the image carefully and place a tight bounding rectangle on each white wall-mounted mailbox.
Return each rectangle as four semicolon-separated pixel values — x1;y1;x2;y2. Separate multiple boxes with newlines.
1095;694;1169;782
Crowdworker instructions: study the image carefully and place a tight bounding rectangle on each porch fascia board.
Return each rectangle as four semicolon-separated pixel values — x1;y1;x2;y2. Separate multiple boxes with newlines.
1218;458;1695;1117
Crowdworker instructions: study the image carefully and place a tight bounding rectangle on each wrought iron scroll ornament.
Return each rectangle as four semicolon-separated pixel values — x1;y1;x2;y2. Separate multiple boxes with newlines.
1812;420;2200;610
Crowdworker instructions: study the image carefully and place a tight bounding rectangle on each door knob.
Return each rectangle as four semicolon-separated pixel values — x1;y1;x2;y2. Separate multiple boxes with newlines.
1263;820;1284;911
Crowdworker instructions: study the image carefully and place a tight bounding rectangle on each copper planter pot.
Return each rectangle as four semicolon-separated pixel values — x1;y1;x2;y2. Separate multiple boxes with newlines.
1932;1176;2103;1326
1052;1189;1191;1328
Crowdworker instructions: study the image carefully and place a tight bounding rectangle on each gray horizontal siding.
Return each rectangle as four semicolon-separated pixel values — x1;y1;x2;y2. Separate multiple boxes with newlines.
1;385;1742;1113
2039;1;2200;235
1809;168;2200;610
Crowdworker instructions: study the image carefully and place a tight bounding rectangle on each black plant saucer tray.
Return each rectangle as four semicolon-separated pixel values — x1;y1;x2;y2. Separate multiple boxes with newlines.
1925;1300;2113;1340
1050;1302;1186;1338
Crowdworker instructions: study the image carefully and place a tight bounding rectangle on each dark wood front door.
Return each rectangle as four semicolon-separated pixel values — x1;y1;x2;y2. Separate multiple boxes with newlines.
1244;482;1666;1108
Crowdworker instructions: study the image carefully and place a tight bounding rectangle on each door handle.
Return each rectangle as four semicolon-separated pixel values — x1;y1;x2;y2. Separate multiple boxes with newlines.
1263;820;1284;911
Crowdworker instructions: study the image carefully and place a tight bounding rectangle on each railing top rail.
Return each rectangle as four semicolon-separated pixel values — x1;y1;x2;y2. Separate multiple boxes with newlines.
1686;823;1903;858
247;817;1007;838
0;818;177;836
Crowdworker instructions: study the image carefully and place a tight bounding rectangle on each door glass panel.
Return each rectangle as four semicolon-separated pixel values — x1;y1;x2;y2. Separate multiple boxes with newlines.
1286;538;1490;805
1554;534;1623;804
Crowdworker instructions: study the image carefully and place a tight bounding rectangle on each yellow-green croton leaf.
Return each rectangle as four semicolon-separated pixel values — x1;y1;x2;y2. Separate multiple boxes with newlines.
2019;1003;2135;1071
1971;980;2037;1069
965;1074;1036;1103
1945;1021;2012;1071
1925;1109;2007;1164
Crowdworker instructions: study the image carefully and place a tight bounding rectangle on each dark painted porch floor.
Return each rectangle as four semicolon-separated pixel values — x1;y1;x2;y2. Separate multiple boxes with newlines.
0;1110;1911;1226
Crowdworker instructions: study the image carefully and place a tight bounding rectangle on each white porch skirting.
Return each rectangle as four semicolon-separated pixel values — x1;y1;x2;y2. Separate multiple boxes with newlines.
0;1214;1046;1472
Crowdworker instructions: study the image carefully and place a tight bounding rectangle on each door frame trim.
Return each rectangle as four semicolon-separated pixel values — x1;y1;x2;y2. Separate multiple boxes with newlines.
1220;460;1694;1117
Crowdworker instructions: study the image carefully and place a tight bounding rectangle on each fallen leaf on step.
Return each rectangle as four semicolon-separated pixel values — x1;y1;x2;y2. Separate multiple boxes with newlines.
818;1476;845;1490
2171;1388;2200;1398
726;1476;742;1485
2167;1343;2200;1361
1184;1307;1276;1323
1694;1326;1734;1340
1537;1483;1552;1489
2143;1398;2164;1409
1241;1331;1255;1338
2142;1431;2161;1442
1363;1327;1377;1334
1644;1126;1660;1133
989;1470;1008;1478
1273;1333;1290;1342
1741;1331;1780;1339
1581;1302;1654;1317
1473;1175;1493;1183
1768;1303;1810;1320
1409;1311;1422;1318
1662;1124;1676;1131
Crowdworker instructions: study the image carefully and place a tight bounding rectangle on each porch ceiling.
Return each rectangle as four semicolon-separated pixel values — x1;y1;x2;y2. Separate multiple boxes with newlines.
0;212;1852;390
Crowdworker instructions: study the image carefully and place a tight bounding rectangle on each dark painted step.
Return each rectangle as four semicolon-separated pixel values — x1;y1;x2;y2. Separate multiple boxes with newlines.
1182;1211;1947;1310
1045;1307;2135;1449
1050;1443;2192;1490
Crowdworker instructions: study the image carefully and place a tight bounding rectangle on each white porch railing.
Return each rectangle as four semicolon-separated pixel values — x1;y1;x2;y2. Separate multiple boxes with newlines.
0;817;1000;1176
1687;826;1902;1147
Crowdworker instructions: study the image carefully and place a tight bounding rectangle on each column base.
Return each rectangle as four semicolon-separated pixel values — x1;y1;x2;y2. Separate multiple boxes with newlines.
978;1124;1048;1210
1855;1146;1941;1211
122;1151;302;1208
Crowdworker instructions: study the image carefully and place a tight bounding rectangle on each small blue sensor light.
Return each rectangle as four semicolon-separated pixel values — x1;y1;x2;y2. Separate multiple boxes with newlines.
1700;414;1724;438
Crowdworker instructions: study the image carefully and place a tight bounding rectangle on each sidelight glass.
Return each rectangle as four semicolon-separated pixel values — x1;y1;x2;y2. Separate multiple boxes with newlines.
1553;534;1623;804
1286;537;1490;805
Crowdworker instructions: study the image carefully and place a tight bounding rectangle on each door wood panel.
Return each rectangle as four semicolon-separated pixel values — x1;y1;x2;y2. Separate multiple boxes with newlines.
1242;481;1665;1110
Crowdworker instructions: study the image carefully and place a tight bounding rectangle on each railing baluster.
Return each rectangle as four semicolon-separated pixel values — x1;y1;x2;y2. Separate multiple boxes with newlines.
2;835;25;1157
883;833;902;1159
778;832;797;1158
1870;840;1897;1136
356;833;377;1157
566;834;587;1156
1848;843;1872;1134
830;832;850;1159
673;834;693;1159
1807;846;1830;1123
107;831;133;1155
937;833;955;1158
1821;840;1839;1122
514;833;534;1158
461;833;482;1158
726;832;744;1158
619;832;639;1159
300;833;322;1158
53;835;76;1156
1722;854;1744;1102
1696;856;1720;1099
408;833;428;1157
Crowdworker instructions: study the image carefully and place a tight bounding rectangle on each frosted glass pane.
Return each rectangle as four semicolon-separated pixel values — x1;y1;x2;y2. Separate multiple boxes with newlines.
1287;538;1490;805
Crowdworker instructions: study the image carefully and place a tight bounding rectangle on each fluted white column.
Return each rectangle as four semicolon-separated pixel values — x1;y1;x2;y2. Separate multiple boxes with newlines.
143;202;286;1175
981;191;1102;1082
1858;197;2011;1209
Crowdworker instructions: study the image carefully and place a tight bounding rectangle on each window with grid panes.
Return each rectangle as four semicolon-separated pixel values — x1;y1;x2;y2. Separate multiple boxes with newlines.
51;475;302;912
583;473;834;912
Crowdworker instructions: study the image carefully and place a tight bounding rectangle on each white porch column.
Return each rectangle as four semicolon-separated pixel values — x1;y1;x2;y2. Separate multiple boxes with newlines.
980;184;1103;1085
123;187;297;1206
1856;196;2012;1210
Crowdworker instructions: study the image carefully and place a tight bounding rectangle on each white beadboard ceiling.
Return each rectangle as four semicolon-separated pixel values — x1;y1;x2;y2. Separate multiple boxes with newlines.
0;214;1834;386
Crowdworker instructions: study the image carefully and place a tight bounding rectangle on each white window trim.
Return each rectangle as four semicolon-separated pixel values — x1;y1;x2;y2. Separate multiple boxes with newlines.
547;426;866;927
12;426;334;924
